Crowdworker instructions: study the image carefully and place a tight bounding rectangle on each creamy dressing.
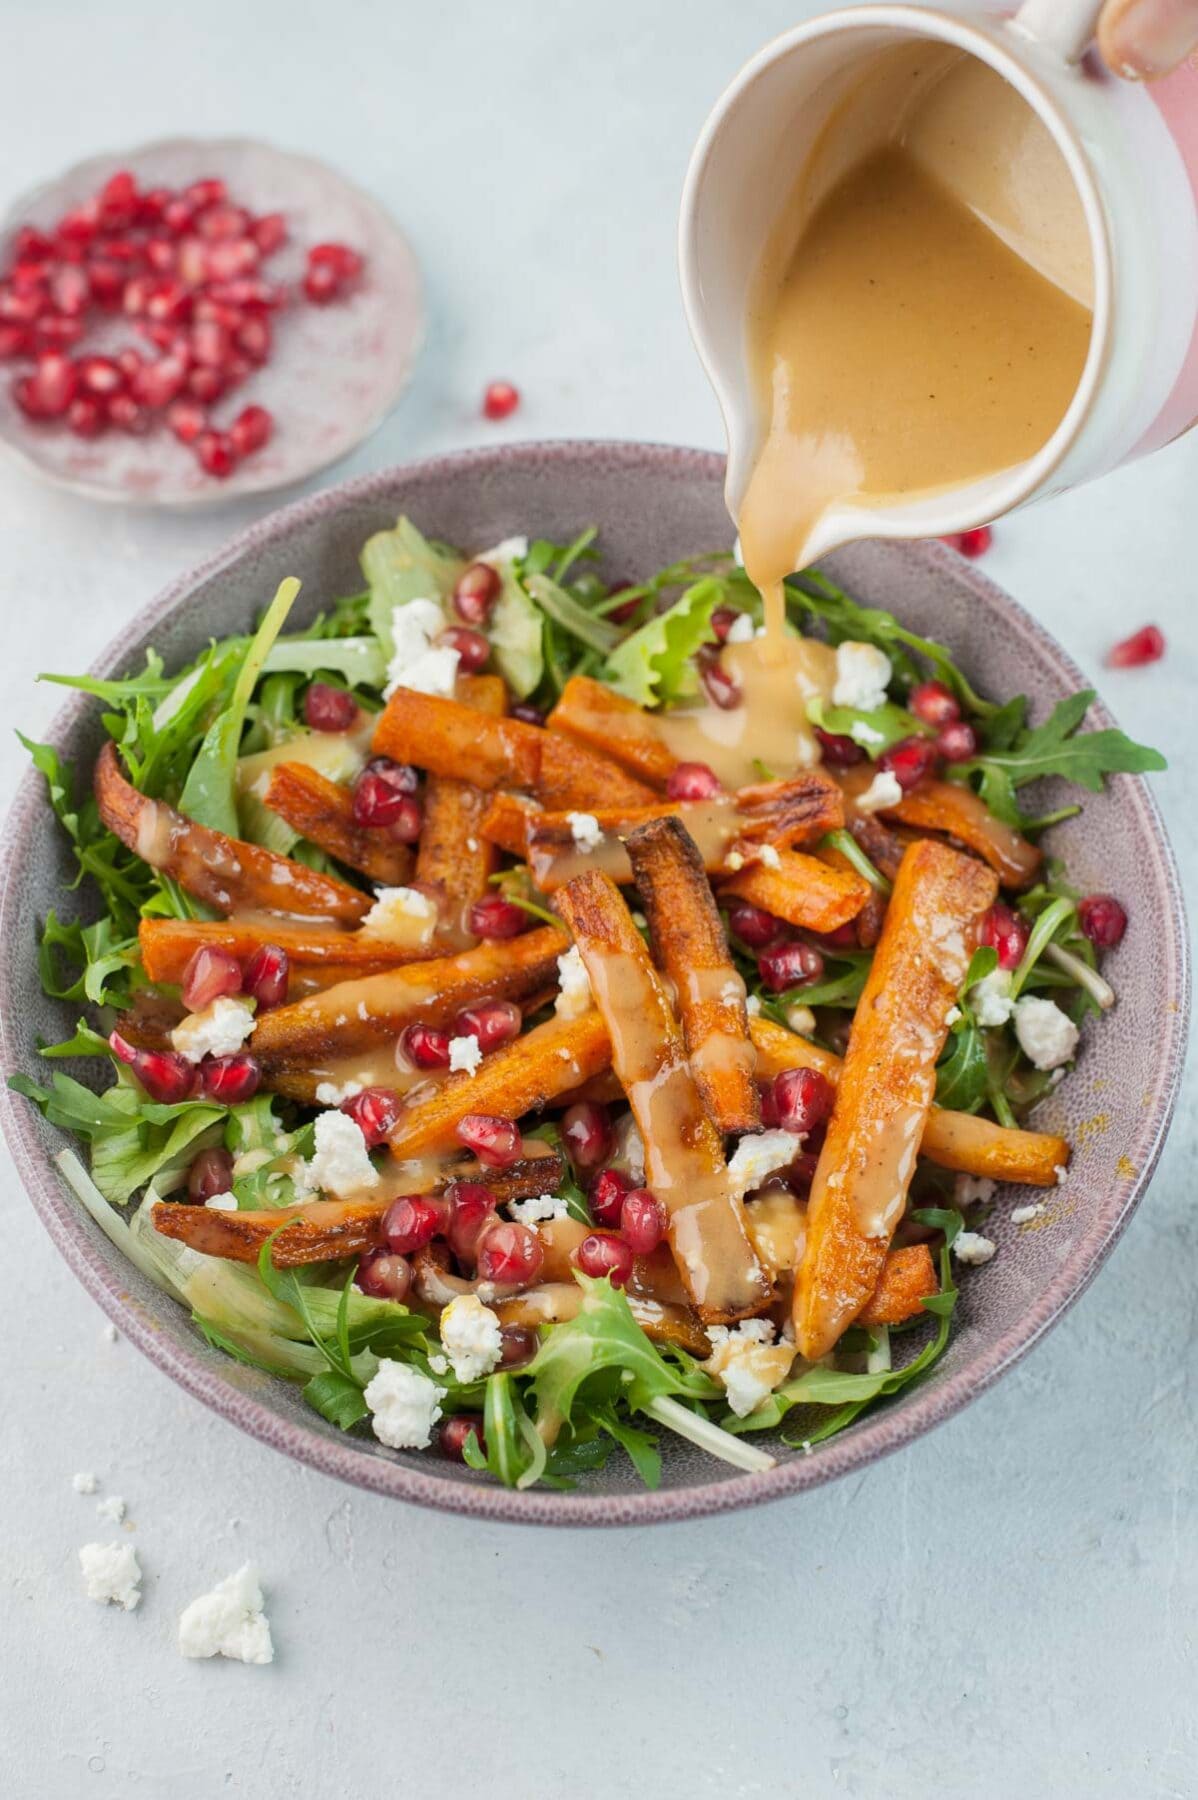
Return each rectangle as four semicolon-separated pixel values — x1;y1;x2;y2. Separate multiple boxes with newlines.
657;633;836;784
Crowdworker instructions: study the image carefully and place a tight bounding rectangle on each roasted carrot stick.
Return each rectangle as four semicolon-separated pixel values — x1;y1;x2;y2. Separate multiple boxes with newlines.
262;763;413;885
547;674;679;790
386;1011;612;1158
720;846;871;935
414;674;505;940
250;925;568;1073
139;917;419;987
795;839;998;1360
478;792;539;857
95;742;370;925
843;769;1042;891
858;1243;938;1326
625;815;760;1136
555;868;771;1324
371;687;657;808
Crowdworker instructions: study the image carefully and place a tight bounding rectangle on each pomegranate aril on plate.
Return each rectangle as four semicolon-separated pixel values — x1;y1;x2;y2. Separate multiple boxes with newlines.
666;761;722;801
981;901;1029;972
341;1087;402;1147
241;942;289;1010
1106;624;1165;669
1078;894;1127;949
49;265;90;317
561;1101;613;1173
475;1220;543;1286
252;212;288;253
574;1232;635;1287
133;355;189;409
0;324;32;360
166;398;207;444
14;353;77;418
67;397;106;438
758;939;825;993
181;944;243;1011
771;1066;835;1137
438;625;489;673
229;403;273;457
454;1000;521;1053
109;1030;197;1104
186;1146;235;1205
382;1194;446;1257
77;355;124;397
467;895;527;941
303;680;358;732
456;1113;523;1169
452;561;501;625
185;177;227;211
935;720;978;763
439;1415;486;1462
195;428;237;476
482;380;519;420
620;1189;666;1255
878;735;937;791
444;1182;497;1265
909;681;960;729
589;1166;634;1229
355;1250;412;1302
302;261;341;304
400;1022;452;1070
728;900;785;950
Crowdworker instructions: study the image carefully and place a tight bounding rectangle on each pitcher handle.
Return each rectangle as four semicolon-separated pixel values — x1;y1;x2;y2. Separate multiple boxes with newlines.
1011;0;1106;63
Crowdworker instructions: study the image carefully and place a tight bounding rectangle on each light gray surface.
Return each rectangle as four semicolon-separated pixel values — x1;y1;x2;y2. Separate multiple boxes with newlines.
0;1;1193;1794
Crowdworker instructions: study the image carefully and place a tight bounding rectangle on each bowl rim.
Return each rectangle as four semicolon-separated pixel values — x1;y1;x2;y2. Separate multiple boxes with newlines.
0;438;1188;1526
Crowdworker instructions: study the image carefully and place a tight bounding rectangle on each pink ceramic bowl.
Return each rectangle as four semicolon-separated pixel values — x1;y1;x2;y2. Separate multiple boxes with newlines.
0;442;1187;1525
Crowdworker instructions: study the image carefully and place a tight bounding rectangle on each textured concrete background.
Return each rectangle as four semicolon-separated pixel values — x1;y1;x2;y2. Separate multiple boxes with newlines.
0;2;1194;1795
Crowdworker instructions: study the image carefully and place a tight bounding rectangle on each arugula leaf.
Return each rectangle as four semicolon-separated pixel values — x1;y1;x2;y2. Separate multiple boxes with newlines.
603;578;722;708
524;573;620;657
488;564;544;699
935;1018;989;1112
10;1068;224;1205
952;690;1166;828
760;950;872;1014
260;635;385;692
37;912;138;1008
360;516;461;656
807;696;926;757
590;1402;662;1488
304;1369;371;1429
481;1372;546;1489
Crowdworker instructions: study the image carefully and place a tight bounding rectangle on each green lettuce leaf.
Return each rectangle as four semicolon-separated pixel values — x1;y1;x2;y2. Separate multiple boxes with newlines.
602;578;722;708
360;517;461;656
488;564;543;698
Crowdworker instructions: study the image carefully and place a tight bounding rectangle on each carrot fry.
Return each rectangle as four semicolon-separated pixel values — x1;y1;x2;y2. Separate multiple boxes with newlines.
387;1011;612;1159
720;846;870;935
625;815;760;1135
547;674;679;790
138;917;410;986
858;1244;938;1326
795;839;998;1360
262;763;413;885
415;674;506;942
555;868;771;1324
250;925;568;1074
845;769;1042;891
494;1284;711;1357
478;792;539;857
95;742;370;925
748;1015;1069;1185
371;687;656;808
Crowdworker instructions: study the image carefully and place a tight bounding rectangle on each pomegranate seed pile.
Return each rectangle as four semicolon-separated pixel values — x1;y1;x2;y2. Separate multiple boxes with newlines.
1;168;364;479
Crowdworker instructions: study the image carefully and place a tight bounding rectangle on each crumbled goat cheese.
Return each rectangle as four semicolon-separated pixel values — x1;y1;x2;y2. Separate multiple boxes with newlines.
428;1353;450;1376
567;811;603;852
364;1359;445;1450
725;850;746;872
448;1034;483;1075
758;843;782;870
171;995;256;1064
614;1114;646;1183
360;885;438;944
953;1231;997;1267
704;1319;793;1418
303;1111;379;1198
506;1192;568;1226
945;1006;962;1027
555;944;593;1020
72;1472;98;1495
102;1323;118;1345
1013;996;1080;1071
79;1542;141;1611
1011;1203;1045;1225
204;1193;238;1212
315;1079;364;1106
726;612;755;644
178;1564;274;1665
856;769;903;814
784;1004;816;1037
954;1174;996;1208
833;640;892;711
719;977;746;1007
96;1495;125;1525
971;969;1015;1027
727;1129;801;1200
744;994;762;1018
438;1294;504;1383
478;535;529;568
383;596;458;700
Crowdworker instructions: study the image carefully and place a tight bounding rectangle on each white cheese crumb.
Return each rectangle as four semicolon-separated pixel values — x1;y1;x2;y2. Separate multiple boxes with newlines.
1055;1163;1068;1185
953;1231;997;1266
724;850;746;872
784;1004;816;1037
954;1174;996;1208
971;969;1015;1027
745;994;762;1018
718;977;745;1007
383;597;458;700
102;1323;118;1345
72;1471;98;1495
758;843;782;870
314;1079;364;1106
726;1129;801;1200
171;995;256;1064
1013;996;1080;1071
360;885;438;945
96;1495;126;1525
856;769;903;814
554;944;593;1020
614;1113;646;1183
1011;1203;1045;1225
506;1192;568;1226
703;1319;792;1417
833;641;892;711
178;1564;274;1664
477;535;529;567
567;811;603;853
725;612;755;644
364;1359;444;1450
438;1294;504;1383
79;1542;141;1611
945;1005;962;1027
448;1034;483;1076
303;1111;379;1198
204;1192;238;1212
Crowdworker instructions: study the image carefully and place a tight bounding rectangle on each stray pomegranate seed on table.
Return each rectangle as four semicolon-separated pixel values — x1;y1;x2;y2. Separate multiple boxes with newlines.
942;526;993;557
1105;625;1165;669
0;166;365;479
482;380;520;420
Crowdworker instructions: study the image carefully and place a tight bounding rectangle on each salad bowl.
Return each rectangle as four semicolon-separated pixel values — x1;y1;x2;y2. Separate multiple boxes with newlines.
0;440;1187;1525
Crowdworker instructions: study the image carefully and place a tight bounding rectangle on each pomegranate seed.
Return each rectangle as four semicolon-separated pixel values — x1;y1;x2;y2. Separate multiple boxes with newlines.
197;204;251;242
303;681;357;731
0;286;46;326
252;212;288;253
302;262;341;304
499;1324;538;1367
14;352;77;418
728;900;785;949
589;1167;634;1229
476;1220;543;1285
14;226;54;263
438;625;489;672
229;403;273;458
191;318;232;368
181;944;243;1011
308;242;363;279
132;354;188;409
981;902;1030;971
167;398;207;443
439;1415;486;1462
820;920;859;950
510;702;545;726
242;943;289;1010
50;265;90;317
109;1030;197;1103
138;187;173;227
145;236;177;274
234;315;271;363
145;279;192;325
195;428;237;476
698;650;741;710
186;1146;235;1204
456;1113;523;1169
772;1066;835;1136
98;170;139;229
452;561;501;625
122;274;156;316
454;1000;521;1053
0;324;32;360
1078;894;1128;949
199;1054;261;1104
177;236;210;286
109;393;150;435
355;1250;412;1301
10;262;50;294
482;380;520;420
116;348;143;382
87;258;126;306
207;238;260;282
467;895;527;941
935;720;978;763
185;178;227;211
212;277;285;311
561;1101;613;1173
66;396;106;438
909;681;960;728
813;726;865;767
709;606;740;643
352;770;422;837
187;364;227;403
400;1022;451;1070
758;1078;780;1129
958;526;992;557
759;940;825;992
382;1194;446;1256
878;735;937;791
162;196;197;236
620;1188;666;1255
57;203;99;245
32;315;84;352
77;355;124;397
666;761;722;801
1106;624;1165;669
340;1087;401;1147
574;1233;635;1287
444;1182;497;1265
